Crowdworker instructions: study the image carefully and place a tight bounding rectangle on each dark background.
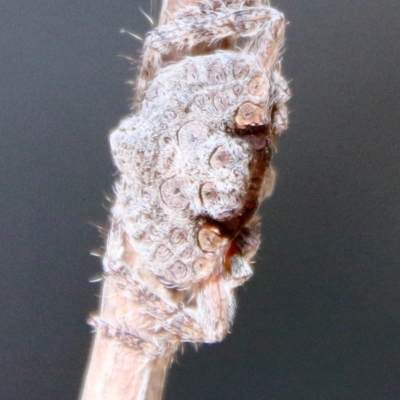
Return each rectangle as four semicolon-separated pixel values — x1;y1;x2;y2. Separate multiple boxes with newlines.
1;0;399;399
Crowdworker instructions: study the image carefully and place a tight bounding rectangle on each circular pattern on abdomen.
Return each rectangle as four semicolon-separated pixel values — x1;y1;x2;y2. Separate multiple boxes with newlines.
160;176;190;210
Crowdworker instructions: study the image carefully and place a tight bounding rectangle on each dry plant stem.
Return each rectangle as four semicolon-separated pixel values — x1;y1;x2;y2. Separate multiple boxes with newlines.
80;277;171;400
80;1;212;399
81;0;290;399
159;0;198;22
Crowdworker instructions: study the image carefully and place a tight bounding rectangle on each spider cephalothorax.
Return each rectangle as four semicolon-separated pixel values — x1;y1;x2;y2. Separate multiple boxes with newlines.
91;0;290;357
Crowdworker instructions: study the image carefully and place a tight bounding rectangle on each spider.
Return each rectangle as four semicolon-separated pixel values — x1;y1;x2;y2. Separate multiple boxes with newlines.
91;0;290;358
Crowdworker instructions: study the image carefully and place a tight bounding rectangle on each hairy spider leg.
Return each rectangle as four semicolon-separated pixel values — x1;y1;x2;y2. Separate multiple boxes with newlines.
135;1;285;104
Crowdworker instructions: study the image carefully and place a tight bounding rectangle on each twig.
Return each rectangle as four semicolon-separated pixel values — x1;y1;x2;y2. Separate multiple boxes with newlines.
80;1;290;399
80;266;173;400
80;1;222;399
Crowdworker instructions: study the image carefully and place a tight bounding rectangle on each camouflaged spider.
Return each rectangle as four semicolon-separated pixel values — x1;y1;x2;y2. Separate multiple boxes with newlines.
91;0;290;357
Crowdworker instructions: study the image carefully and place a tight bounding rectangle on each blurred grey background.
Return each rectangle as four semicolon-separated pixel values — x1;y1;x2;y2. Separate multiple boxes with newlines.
1;0;399;399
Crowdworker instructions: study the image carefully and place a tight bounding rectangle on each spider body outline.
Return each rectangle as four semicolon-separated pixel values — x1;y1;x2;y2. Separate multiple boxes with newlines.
92;0;290;356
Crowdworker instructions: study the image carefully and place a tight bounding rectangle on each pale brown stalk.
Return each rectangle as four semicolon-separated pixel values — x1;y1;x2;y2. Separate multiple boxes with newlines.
80;238;174;400
79;277;172;400
80;1;290;399
80;1;214;399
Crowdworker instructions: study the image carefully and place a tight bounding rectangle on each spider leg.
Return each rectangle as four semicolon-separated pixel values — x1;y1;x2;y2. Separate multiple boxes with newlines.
244;12;286;69
269;68;291;135
135;1;285;104
91;274;234;347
